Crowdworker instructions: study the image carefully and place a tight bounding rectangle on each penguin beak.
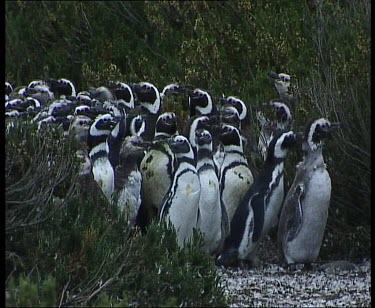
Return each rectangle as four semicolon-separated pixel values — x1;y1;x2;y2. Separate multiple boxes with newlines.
267;71;280;79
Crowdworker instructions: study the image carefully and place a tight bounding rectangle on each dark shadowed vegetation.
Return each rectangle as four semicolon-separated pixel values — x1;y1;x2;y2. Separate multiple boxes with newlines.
6;0;370;306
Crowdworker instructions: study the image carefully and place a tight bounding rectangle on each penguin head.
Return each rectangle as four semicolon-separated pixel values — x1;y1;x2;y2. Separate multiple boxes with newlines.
88;86;114;102
70;115;93;142
90;113;117;137
268;130;296;159
119;135;149;165
195;129;212;151
155;112;178;138
220;105;241;128
5;82;13;95
268;72;291;96
187;88;215;116
270;99;293;127
223;96;248;121
160;83;181;98
130;115;146;138
168;135;195;161
304;118;336;151
219;124;243;152
186;115;210;149
132;82;161;115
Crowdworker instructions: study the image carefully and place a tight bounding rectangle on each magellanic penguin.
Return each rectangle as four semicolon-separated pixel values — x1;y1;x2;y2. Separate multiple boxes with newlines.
257;99;293;161
87;113;118;202
131;82;162;141
114;135;149;228
159;135;200;249
277;118;338;266
140;112;179;226
267;71;297;113
219;124;254;223
195;129;229;256
217;130;297;267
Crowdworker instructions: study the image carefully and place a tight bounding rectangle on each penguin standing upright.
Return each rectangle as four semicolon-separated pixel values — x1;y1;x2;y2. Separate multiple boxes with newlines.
217;130;296;267
278;118;337;266
267;71;296;113
159;135;200;249
87;113;117;201
195;129;229;256
114;135;149;228
140;112;179;225
219;124;254;223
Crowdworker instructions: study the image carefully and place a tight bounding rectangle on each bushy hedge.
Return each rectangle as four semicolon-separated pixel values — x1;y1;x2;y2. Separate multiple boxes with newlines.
5;0;370;304
5;122;227;307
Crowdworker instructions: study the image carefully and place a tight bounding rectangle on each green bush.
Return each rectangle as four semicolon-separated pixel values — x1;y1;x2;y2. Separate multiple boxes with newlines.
6;121;227;307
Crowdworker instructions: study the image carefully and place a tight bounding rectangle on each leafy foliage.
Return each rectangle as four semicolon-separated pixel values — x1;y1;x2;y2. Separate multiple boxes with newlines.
5;0;370;304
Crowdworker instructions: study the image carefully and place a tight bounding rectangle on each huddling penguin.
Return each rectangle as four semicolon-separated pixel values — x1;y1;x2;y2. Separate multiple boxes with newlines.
6;75;338;267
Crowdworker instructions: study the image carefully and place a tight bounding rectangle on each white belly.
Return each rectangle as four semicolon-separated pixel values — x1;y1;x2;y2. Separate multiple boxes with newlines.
196;169;222;254
117;170;142;226
221;163;254;222
165;169;201;249
141;150;172;210
92;157;114;201
285;168;331;263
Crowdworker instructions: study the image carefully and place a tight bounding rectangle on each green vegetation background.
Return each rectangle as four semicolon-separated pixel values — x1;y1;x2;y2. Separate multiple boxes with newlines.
6;1;370;306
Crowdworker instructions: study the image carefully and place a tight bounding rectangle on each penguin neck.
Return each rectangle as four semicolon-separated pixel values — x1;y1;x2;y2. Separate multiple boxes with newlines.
302;143;325;168
90;142;108;160
223;144;247;164
176;156;196;169
196;148;214;170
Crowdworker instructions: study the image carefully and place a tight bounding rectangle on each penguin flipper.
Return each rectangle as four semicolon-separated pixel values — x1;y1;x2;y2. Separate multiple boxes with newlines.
284;184;305;242
250;193;265;243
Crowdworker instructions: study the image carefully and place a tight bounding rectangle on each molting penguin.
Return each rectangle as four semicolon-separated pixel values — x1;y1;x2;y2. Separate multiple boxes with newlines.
267;71;296;113
217;130;296;267
159;135;200;249
195;129;229;256
219;124;254;223
87;113;117;202
69;115;93;144
114;135;149;228
277;118;337;266
140;112;179;226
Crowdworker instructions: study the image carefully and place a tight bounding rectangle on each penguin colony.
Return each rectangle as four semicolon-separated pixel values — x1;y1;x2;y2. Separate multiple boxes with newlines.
5;73;339;267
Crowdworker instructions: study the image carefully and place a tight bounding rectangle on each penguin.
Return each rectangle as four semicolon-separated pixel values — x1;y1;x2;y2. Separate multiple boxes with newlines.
140;112;179;226
257;99;294;161
219;124;254;223
186;88;218;117
106;115;128;169
267;71;296;113
88;86;115;102
46;78;77;98
217;130;296;267
114;135;149;228
5;82;13;96
159;135;200;249
220;96;258;163
131;82;162;141
87;113;117;202
195;129;229;256
69;115;93;143
277;118;338;266
107;81;136;112
183;115;211;158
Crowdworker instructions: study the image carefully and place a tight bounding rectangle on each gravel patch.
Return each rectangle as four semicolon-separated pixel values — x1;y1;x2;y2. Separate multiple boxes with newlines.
217;233;370;307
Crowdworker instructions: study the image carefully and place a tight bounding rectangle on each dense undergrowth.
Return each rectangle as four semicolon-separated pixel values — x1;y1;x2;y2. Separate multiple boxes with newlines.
6;0;370;306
